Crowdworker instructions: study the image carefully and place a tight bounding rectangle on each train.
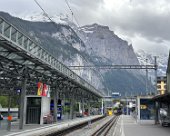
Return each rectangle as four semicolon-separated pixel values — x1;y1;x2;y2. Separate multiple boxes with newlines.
106;107;122;116
113;107;122;115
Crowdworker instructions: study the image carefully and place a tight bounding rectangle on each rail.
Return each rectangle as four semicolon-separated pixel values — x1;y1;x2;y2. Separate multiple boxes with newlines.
91;116;119;136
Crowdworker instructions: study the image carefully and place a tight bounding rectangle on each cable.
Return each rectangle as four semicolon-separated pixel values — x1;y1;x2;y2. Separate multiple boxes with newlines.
63;1;86;60
34;0;53;22
34;0;102;90
34;0;92;77
34;0;79;49
64;0;73;21
63;0;91;64
64;0;80;28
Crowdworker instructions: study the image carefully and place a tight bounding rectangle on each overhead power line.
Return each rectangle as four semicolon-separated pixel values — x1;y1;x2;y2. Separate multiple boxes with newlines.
33;0;96;71
64;0;80;28
34;0;53;22
34;0;78;49
34;0;90;71
64;0;73;19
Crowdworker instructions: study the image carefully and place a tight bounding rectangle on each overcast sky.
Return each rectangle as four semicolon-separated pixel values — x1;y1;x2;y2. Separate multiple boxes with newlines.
0;0;170;55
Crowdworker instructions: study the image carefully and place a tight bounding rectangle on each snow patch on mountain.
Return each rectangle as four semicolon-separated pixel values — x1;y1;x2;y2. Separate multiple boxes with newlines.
136;49;168;77
78;23;139;66
22;12;68;25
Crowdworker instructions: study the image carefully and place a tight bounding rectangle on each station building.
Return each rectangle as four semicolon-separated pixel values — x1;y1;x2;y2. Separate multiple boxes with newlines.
153;53;170;124
157;76;167;95
136;96;155;124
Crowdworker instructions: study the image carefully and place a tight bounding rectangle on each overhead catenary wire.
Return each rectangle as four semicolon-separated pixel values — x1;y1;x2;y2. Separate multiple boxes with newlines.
33;0;90;73
64;0;73;21
64;0;80;28
63;0;155;94
34;0;102;87
64;0;93;76
64;1;100;72
34;0;53;22
34;0;80;51
64;0;95;59
64;0;114;87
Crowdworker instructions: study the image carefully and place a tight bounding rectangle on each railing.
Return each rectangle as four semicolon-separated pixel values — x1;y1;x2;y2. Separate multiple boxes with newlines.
0;16;102;97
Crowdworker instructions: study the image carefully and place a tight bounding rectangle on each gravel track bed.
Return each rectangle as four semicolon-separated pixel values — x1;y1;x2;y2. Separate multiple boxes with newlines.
65;116;114;136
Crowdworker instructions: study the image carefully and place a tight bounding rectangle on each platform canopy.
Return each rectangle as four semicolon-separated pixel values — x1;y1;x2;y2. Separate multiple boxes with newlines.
0;15;103;100
152;93;170;103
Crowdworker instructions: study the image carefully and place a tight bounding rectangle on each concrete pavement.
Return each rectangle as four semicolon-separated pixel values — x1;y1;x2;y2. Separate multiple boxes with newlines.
0;115;102;136
115;115;170;136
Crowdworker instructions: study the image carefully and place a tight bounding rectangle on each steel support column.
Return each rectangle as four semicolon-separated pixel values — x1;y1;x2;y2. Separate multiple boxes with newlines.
101;98;104;115
88;102;90;116
168;104;170;118
7;94;11;131
155;102;159;124
154;56;159;124
53;89;58;123
19;75;27;129
82;99;85;117
126;97;129;115
69;94;74;119
62;94;65;117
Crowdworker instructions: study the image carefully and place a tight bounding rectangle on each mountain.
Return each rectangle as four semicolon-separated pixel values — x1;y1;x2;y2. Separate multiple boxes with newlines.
78;24;139;65
136;49;168;79
0;12;153;96
23;12;68;25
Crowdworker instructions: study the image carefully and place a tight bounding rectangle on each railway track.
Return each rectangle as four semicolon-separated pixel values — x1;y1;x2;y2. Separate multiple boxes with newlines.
46;116;119;136
46;116;105;136
91;115;119;136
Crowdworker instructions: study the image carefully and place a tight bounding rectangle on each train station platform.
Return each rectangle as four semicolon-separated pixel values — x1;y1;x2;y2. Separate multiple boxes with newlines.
114;115;170;136
0;115;102;136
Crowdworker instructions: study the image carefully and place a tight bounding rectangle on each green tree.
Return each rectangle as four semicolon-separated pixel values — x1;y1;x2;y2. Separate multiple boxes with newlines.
0;96;19;108
0;96;8;107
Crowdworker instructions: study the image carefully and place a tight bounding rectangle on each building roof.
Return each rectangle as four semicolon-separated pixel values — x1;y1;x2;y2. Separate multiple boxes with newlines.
152;93;170;103
166;51;170;74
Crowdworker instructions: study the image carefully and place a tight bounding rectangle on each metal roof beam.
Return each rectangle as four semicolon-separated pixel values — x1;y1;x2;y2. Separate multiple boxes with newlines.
0;16;103;98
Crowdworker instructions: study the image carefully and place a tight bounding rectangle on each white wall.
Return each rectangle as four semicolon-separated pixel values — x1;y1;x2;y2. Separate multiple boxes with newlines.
25;96;51;125
40;97;51;125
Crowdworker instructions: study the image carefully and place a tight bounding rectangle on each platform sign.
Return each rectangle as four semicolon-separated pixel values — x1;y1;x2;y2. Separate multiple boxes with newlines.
112;92;121;98
57;99;62;120
140;104;147;109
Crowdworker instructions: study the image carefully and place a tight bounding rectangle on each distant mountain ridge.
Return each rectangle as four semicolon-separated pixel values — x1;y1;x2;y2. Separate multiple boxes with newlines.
0;11;154;96
136;49;168;79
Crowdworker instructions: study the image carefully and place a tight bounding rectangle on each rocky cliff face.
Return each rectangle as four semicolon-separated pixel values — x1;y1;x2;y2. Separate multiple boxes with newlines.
0;12;152;96
78;24;139;65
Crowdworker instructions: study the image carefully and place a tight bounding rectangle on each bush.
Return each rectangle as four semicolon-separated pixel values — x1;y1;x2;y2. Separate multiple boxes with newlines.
0;96;8;107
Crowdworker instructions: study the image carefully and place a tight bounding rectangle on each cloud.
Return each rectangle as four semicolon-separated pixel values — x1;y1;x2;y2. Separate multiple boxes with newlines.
68;0;170;44
131;36;169;55
0;0;38;16
71;0;103;9
98;0;170;41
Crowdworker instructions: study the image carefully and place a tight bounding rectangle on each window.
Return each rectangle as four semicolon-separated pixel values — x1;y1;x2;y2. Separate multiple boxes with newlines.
157;85;161;89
